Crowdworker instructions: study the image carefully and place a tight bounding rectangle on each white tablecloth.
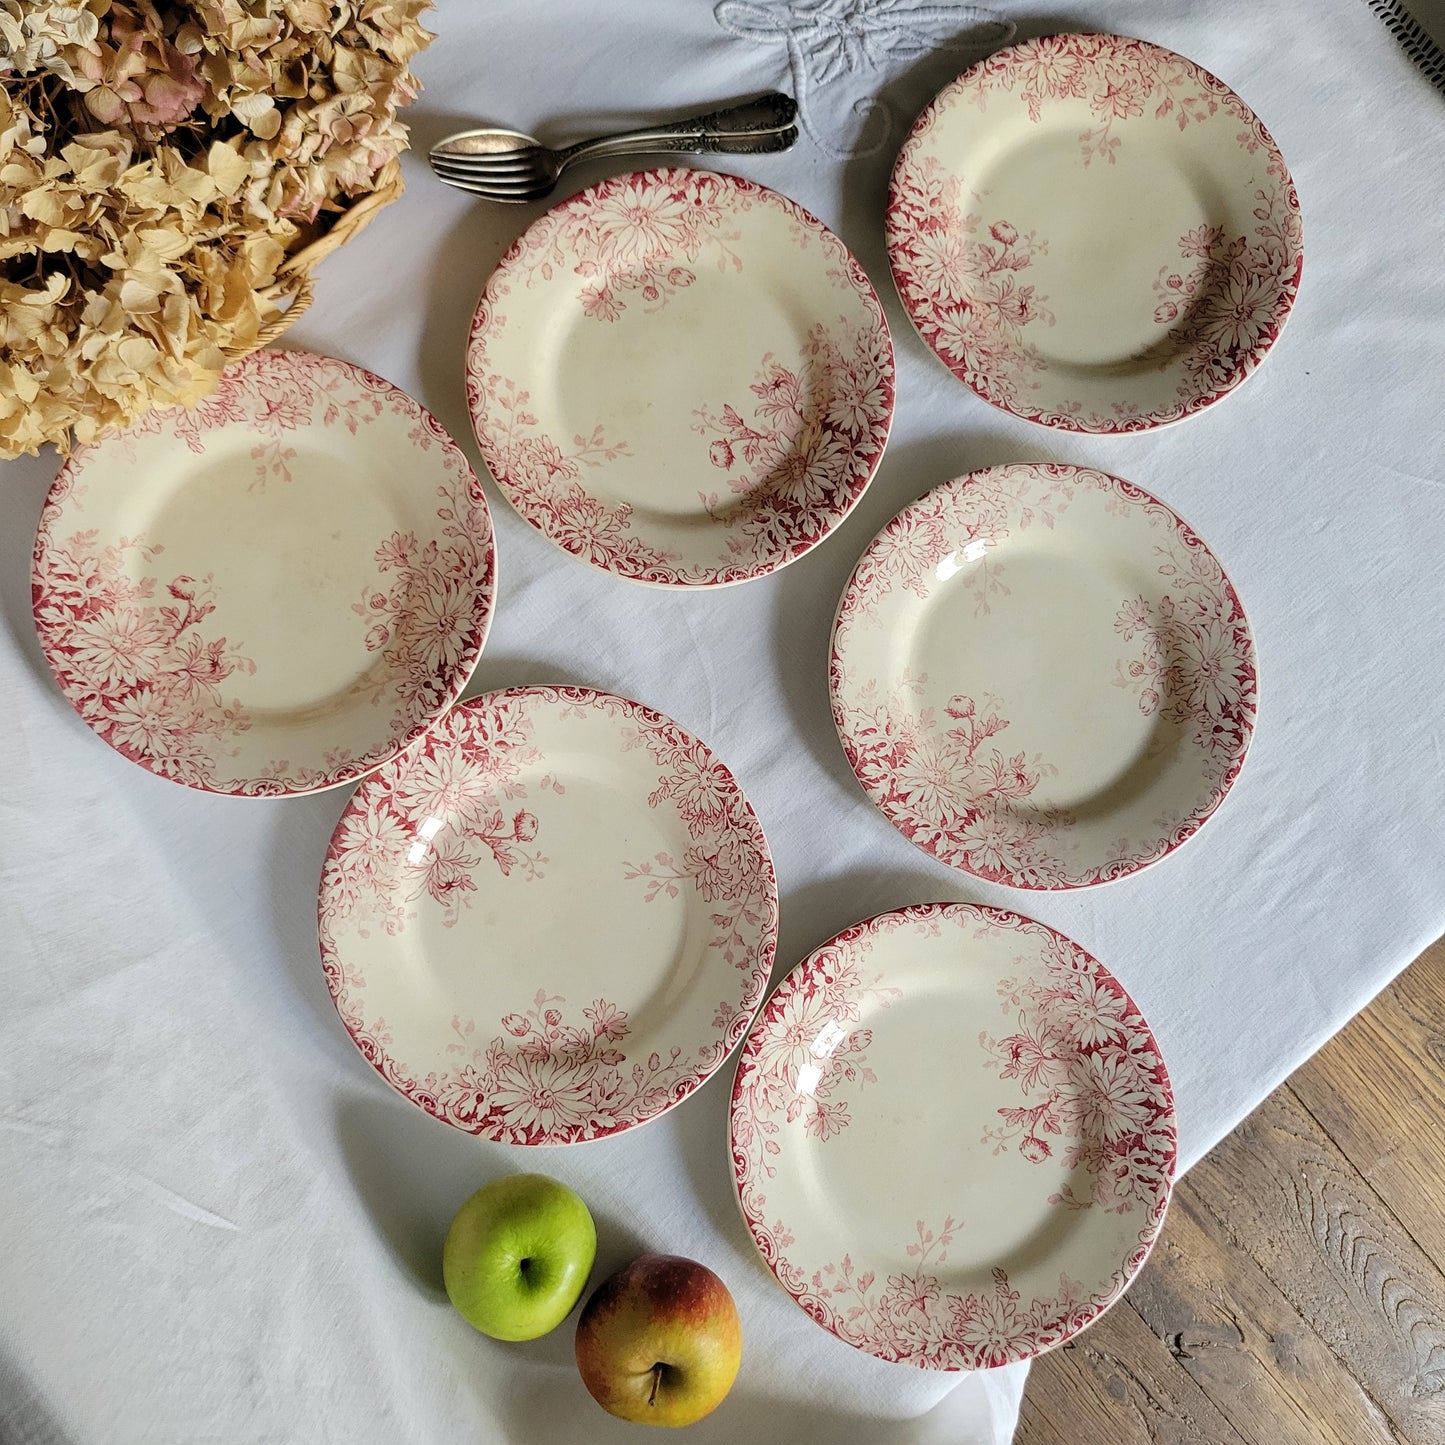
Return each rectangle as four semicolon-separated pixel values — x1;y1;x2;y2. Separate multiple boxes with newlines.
4;3;1445;1442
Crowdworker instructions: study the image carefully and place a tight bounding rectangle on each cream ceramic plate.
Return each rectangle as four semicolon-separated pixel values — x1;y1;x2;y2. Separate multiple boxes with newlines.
730;903;1176;1369
887;32;1303;431
319;686;778;1143
830;464;1257;888
32;349;495;796
466;167;894;586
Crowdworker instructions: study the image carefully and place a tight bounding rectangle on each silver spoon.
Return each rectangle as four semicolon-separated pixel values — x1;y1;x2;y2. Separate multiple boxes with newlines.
429;92;798;202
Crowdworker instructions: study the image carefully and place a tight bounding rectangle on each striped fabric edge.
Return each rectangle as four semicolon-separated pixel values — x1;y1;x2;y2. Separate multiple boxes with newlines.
1365;0;1445;91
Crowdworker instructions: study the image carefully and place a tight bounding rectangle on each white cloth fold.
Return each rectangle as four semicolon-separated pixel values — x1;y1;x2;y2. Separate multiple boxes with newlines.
3;1;1445;1441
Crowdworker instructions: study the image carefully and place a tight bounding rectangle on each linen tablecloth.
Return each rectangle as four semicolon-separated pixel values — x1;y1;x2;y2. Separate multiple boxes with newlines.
4;2;1445;1441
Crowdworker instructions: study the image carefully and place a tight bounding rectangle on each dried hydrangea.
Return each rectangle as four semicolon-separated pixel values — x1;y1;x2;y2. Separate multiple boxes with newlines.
0;3;106;86
0;0;432;459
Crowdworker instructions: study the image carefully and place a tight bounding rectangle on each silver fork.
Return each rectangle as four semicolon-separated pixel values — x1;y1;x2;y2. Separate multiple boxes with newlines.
428;92;798;202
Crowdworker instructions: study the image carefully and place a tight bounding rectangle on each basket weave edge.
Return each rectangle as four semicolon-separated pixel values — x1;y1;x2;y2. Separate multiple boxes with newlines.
240;155;407;355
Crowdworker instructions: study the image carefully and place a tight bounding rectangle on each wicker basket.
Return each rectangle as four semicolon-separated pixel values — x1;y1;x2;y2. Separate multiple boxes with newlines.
245;157;407;354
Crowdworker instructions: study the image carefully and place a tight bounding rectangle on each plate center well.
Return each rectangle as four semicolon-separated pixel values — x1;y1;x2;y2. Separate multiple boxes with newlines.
906;544;1166;813
385;763;700;1059
796;983;1096;1287
544;264;814;524
958;121;1212;371
138;439;403;716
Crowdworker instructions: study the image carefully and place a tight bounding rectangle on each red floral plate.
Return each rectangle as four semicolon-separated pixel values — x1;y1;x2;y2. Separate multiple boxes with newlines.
887;32;1303;431
730;903;1176;1369
319;686;778;1143
466;167;894;586
31;349;495;796
830;464;1257;889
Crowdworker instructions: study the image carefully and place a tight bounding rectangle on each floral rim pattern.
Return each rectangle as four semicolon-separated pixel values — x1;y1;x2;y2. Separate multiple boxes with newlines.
319;685;779;1143
830;464;1258;889
886;32;1304;432
31;349;495;797
729;903;1177;1369
465;167;895;586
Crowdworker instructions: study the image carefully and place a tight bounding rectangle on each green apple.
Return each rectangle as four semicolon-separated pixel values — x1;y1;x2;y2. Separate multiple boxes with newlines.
574;1254;742;1426
443;1173;597;1341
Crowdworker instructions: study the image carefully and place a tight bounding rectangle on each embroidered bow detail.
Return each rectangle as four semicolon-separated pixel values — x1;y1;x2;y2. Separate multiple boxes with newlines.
715;0;1014;156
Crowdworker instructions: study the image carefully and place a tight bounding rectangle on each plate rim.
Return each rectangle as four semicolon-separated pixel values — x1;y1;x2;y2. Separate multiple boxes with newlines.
828;462;1259;889
885;29;1305;434
728;900;1178;1370
318;682;781;1144
30;347;497;798
465;164;896;588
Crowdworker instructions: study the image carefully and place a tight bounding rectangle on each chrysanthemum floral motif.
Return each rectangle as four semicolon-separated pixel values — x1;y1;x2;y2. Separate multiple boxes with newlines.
839;679;1068;886
320;687;779;1143
469;376;668;577
831;465;1257;887
512;169;743;321
421;991;695;1146
961;33;1236;167
1151;215;1296;385
740;937;898;1135
467;169;893;585
730;904;1175;1368
690;323;893;571
33;350;493;796
318;692;547;937
620;707;778;971
887;32;1303;431
33;539;255;789
977;919;1174;1218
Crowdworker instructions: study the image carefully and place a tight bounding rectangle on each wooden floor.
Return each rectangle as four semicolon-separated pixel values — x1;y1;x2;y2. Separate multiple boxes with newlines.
1017;936;1445;1445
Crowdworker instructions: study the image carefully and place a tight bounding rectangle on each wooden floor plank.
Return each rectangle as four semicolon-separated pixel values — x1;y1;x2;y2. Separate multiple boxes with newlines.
1015;1291;1250;1445
1186;1086;1445;1440
1020;940;1445;1445
1125;1190;1398;1445
1290;940;1445;1267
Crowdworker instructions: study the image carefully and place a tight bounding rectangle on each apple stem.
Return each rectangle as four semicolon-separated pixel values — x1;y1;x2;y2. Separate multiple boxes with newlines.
649;1363;663;1407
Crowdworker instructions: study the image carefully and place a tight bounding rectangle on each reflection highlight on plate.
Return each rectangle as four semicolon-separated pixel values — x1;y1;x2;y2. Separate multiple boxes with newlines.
467;167;894;586
319;685;778;1144
406;815;446;864
831;463;1257;888
886;33;1302;431
730;903;1176;1369
936;537;993;581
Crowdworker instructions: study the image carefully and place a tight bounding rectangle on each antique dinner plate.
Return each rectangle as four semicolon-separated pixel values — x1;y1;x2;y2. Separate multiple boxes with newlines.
830;464;1257;888
318;686;778;1143
730;903;1176;1370
32;349;495;797
466;167;894;586
886;33;1303;431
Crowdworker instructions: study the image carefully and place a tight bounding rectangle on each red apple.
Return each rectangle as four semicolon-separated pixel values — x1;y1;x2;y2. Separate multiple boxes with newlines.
574;1254;742;1426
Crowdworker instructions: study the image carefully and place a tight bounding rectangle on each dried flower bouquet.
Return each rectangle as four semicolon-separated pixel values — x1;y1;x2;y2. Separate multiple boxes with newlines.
0;1;431;459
